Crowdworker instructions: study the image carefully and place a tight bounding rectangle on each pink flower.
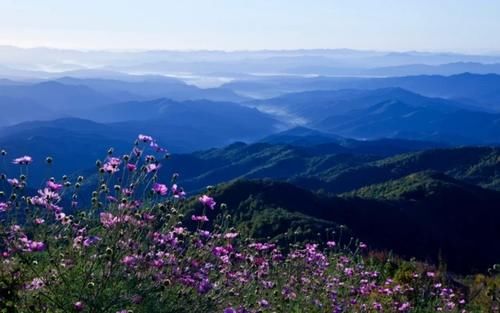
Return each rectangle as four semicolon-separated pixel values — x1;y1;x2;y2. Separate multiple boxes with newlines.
0;202;8;212
327;241;336;248
83;236;101;247
398;302;411;311
150;141;167;152
146;163;161;173
46;180;63;191
172;184;186;198
34;218;45;225
199;195;216;210
38;188;61;202
126;163;137;171
122;255;138;267
152;183;168;196
191;215;209;222
7;178;19;187
359;242;367;249
138;134;153;143
26;240;45;252
25;277;45;290
224;232;238;239
12;155;32;165
74;301;85;311
100;212;120;228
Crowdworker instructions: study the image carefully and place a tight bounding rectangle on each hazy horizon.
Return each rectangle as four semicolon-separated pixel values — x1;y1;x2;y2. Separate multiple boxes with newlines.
1;0;500;53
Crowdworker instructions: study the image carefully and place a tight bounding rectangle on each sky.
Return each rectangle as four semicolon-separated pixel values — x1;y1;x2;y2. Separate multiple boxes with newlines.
0;0;499;53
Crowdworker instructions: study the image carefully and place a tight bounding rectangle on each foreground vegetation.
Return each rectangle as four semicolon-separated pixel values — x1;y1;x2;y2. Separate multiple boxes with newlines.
0;136;498;312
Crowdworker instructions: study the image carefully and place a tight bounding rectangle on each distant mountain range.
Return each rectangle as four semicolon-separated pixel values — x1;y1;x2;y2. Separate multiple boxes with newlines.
247;87;500;144
225;73;500;110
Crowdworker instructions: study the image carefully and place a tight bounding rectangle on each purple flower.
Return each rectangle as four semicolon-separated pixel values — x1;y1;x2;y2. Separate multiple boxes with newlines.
199;195;216;210
7;178;19;187
126;163;137;171
46;181;63;192
152;183;168;196
191;215;209;222
172;184;186;198
122;255;139;267
224;232;238;239
258;299;269;308
83;236;101;247
12;155;32;165
224;308;236;313
26;240;45;252
100;212;120;228
0;202;8;212
327;241;336;248
146;163;161;173
74;301;85;311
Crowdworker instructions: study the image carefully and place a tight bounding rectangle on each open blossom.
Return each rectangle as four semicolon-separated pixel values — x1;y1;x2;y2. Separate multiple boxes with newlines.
138;134;153;142
126;163;137;171
100;212;120;228
26;240;45;252
7;178;19;187
12;155;32;165
38;188;61;202
74;301;85;311
146;163;161;173
191;215;209;222
199;195;216;209
46;180;63;191
327;241;336;248
0;202;9;212
83;236;101;247
102;157;121;173
152;183;168;196
224;232;239;239
122;255;139;267
150;141;167;152
25;278;45;290
172;184;186;198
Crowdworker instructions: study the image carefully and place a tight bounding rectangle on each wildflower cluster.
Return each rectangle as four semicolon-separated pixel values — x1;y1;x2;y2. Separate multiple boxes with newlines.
0;135;474;312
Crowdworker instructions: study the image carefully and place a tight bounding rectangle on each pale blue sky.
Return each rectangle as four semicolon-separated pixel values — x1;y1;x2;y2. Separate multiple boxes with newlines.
0;0;499;52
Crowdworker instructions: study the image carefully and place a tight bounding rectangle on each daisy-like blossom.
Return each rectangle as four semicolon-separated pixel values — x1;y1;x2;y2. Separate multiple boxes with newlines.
38;188;61;202
191;215;209;222
83;236;101;247
327;241;336;248
150;141;167;153
199;195;216;210
152;183;168;196
7;178;19;187
122;255;139;267
146;163;161;173
172;184;186;198
12;155;32;165
224;232;239;239
46;180;63;191
25;278;45;290
0;202;8;212
100;212;120;228
138;134;153;142
102;157;121;174
126;163;137;171
74;301;85;311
